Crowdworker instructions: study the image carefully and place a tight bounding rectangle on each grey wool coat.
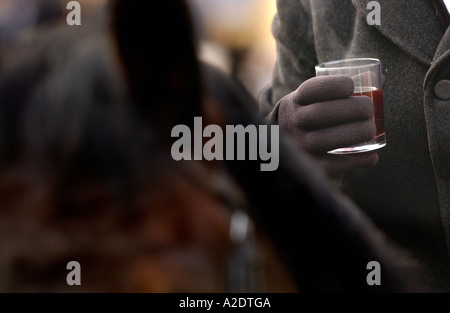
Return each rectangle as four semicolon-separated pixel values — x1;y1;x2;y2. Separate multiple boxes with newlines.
260;0;450;291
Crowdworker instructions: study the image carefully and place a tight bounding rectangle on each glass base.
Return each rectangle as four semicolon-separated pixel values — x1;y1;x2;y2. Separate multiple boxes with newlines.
327;133;386;155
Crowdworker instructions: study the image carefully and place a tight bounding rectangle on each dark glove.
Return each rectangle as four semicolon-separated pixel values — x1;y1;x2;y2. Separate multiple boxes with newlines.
278;75;379;182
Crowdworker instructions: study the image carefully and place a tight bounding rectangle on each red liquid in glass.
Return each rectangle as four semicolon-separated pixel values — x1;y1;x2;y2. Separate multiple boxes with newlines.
353;87;385;137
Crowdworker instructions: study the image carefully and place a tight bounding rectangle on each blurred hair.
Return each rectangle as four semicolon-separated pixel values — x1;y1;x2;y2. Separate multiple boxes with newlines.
0;4;231;291
112;0;203;142
0;0;63;41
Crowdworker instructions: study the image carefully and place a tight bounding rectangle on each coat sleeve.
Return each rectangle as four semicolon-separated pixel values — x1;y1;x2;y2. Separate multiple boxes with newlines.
259;0;318;124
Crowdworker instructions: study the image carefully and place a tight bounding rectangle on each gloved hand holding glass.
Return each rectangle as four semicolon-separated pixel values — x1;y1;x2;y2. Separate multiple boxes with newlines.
315;58;386;154
278;58;385;181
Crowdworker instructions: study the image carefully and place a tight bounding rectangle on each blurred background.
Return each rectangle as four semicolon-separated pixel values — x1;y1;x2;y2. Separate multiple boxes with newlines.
191;0;277;97
0;0;277;97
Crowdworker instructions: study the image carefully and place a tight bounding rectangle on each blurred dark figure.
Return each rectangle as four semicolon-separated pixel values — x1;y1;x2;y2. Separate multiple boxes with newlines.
0;0;63;41
0;3;231;292
0;0;423;292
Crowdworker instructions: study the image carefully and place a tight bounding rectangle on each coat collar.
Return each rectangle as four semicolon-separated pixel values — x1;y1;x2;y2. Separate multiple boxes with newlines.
424;26;450;89
352;0;445;66
434;25;450;62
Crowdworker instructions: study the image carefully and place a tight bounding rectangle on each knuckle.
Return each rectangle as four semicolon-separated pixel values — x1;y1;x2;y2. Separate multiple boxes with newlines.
280;94;294;109
293;83;308;103
279;97;295;119
302;76;323;88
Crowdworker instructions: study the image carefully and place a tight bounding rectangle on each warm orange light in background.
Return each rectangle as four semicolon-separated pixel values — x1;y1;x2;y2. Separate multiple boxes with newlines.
191;0;277;96
0;0;276;97
195;0;275;48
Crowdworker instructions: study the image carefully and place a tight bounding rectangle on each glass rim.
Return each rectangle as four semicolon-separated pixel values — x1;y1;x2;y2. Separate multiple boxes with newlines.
315;58;380;70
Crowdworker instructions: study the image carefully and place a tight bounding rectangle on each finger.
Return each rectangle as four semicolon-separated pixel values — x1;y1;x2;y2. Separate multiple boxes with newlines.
296;96;374;130
316;152;379;177
301;119;376;153
293;75;354;106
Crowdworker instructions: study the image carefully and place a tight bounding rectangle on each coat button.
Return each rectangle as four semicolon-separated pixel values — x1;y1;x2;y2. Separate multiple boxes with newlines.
442;160;450;181
435;80;450;100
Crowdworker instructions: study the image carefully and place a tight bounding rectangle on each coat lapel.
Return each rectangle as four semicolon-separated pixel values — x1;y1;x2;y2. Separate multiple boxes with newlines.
352;0;445;66
424;25;450;89
434;25;450;61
